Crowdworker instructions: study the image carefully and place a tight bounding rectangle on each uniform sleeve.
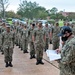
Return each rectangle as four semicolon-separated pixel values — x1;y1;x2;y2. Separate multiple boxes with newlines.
12;32;14;40
11;32;15;47
21;29;23;36
2;32;4;45
32;29;36;37
28;29;30;36
44;29;46;36
61;43;75;64
50;26;54;33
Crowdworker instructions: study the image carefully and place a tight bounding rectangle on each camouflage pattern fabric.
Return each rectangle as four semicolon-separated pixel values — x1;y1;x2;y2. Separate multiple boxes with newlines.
59;36;75;75
33;28;45;60
2;31;14;62
52;26;60;50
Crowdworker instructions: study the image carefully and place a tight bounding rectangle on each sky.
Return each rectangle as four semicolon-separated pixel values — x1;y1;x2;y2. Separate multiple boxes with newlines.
6;0;75;13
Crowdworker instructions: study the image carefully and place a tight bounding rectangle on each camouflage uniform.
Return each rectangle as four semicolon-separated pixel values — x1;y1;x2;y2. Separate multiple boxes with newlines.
59;36;75;75
0;26;2;52
1;25;6;54
49;25;54;44
72;25;75;35
44;26;50;51
28;26;35;59
2;28;14;67
18;25;22;48
19;25;23;50
14;25;18;45
33;27;45;64
16;25;20;46
52;25;60;50
15;25;20;46
22;27;28;53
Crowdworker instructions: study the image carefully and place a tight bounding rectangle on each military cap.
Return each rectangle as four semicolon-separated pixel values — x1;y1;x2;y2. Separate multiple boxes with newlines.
58;26;72;36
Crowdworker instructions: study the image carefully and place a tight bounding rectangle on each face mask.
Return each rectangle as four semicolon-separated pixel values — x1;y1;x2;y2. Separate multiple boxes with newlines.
61;36;68;42
61;33;72;42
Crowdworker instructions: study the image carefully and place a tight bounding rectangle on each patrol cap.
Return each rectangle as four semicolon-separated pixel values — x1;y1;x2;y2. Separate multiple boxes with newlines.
58;26;72;36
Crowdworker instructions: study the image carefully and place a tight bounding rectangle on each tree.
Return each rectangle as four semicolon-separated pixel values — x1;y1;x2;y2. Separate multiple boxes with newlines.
50;7;58;14
32;6;48;19
17;0;39;19
68;13;75;20
50;13;65;20
17;0;48;19
56;13;65;20
6;11;15;18
0;0;9;18
6;11;21;18
37;9;48;19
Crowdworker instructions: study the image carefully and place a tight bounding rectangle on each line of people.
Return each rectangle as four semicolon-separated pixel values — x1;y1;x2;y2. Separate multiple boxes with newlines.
0;20;75;69
0;21;53;67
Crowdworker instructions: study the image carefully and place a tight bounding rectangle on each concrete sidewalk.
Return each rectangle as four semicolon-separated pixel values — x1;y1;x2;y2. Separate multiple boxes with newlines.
0;45;60;75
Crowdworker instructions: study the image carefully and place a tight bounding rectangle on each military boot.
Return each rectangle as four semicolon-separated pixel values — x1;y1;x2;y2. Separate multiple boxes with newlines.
39;59;44;65
23;51;25;53
1;52;4;55
1;50;4;55
16;43;18;46
5;62;9;67
24;50;29;53
23;50;28;53
30;55;33;59
32;55;35;58
36;59;40;65
9;62;13;67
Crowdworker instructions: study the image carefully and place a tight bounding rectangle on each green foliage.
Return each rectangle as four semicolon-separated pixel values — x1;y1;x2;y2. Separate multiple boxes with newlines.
50;7;58;14
68;13;75;20
6;11;15;18
17;0;38;18
5;11;21;18
17;0;48;19
48;19;55;24
50;13;65;20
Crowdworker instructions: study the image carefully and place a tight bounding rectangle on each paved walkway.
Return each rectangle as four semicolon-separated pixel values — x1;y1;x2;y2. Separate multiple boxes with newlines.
0;45;60;75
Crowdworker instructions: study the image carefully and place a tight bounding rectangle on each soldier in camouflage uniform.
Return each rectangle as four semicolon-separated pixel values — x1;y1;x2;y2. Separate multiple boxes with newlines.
15;23;20;46
28;23;35;59
18;24;22;48
2;24;15;67
0;26;2;52
1;22;6;54
49;23;54;44
57;26;75;75
35;22;38;29
0;21;3;52
22;24;28;53
15;22;19;46
32;22;45;65
1;22;6;32
44;23;50;51
72;23;75;35
52;22;60;50
19;24;24;50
